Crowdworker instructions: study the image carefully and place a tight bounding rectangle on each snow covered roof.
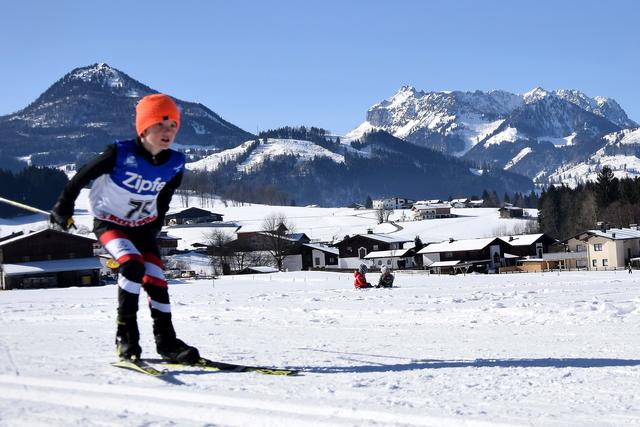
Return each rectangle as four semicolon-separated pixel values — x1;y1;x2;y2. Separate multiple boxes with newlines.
303;243;339;255
499;233;547;246
167;221;239;229
583;228;640;240
242;266;279;273
418;237;499;254
2;257;102;276
0;228;96;246
358;233;411;243
413;203;451;210
364;248;413;259
427;260;473;267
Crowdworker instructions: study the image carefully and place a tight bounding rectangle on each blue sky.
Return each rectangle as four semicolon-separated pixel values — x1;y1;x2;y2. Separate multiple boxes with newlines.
2;0;639;134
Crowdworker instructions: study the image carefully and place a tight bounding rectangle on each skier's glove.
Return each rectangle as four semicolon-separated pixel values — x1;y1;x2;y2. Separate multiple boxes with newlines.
50;203;75;231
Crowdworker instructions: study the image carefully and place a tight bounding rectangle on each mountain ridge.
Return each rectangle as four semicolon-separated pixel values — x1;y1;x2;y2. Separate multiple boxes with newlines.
0;63;253;166
347;85;638;184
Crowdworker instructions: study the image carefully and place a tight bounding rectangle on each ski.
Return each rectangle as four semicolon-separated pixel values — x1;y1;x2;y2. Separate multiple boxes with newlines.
111;358;166;377
162;357;300;376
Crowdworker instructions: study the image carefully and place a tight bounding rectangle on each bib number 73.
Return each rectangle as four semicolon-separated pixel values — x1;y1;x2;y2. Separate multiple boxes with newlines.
126;199;153;219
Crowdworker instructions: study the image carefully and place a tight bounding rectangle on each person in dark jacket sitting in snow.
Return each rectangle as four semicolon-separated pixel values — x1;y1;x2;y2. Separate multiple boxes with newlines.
354;263;373;288
376;265;395;288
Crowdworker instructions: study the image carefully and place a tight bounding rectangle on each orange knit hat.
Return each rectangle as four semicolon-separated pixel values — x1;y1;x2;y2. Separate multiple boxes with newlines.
135;94;181;136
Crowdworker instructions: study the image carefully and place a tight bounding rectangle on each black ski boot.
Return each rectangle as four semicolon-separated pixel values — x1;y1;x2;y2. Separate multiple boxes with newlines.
154;317;199;364
156;337;200;364
115;315;142;361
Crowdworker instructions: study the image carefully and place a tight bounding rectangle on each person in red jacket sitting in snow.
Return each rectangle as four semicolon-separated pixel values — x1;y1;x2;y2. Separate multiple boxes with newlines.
354;263;373;288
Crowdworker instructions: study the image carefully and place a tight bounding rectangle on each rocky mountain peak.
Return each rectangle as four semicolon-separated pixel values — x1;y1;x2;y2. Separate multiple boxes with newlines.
523;87;551;104
67;63;125;87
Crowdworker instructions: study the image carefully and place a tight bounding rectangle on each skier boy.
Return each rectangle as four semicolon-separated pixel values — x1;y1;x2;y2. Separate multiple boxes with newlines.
354;263;373;288
50;94;199;364
376;265;394;288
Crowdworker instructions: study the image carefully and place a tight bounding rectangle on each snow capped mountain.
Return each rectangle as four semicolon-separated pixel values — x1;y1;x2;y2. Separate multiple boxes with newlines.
0;63;253;165
349;86;638;182
547;127;640;187
555;89;636;128
347;86;523;156
186;138;345;173
183;131;532;206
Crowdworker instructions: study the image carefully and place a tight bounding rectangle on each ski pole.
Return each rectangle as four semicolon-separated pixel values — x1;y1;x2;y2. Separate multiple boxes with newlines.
0;196;75;229
0;196;51;216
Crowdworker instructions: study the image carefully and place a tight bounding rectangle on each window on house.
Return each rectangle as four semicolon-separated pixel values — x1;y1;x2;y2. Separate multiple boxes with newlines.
602;259;608;267
387;260;391;265
358;248;367;259
377;260;382;265
594;244;603;251
592;259;597;267
314;257;320;266
373;245;379;251
576;244;584;252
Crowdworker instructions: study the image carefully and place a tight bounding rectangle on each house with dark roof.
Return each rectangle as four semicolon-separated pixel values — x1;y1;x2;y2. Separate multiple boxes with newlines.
299;243;339;270
364;246;416;270
334;231;412;270
499;233;557;258
499;205;524;218
164;207;223;226
0;228;101;290
417;236;513;274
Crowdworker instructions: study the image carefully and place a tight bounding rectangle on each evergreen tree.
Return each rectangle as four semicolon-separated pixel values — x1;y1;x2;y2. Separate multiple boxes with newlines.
365;195;373;209
596;166;618;207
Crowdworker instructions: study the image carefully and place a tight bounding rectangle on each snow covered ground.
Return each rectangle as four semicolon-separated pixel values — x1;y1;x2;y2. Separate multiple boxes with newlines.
1;270;639;426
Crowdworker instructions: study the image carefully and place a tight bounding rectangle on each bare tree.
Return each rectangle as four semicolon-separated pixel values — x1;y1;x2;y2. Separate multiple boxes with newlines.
205;229;234;275
178;189;190;208
261;212;297;271
230;250;272;271
375;206;394;224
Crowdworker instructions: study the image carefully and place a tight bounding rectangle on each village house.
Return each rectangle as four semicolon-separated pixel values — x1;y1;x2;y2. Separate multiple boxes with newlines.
0;228;101;290
164;207;224;226
499;205;524;218
412;203;452;220
499;233;556;258
450;198;470;208
498;233;557;272
417;237;514;274
413;199;444;208
372;197;416;210
157;231;180;257
550;226;640;270
334;231;412;270
364;246;416;270
213;224;324;272
230;227;311;252
299;243;339;270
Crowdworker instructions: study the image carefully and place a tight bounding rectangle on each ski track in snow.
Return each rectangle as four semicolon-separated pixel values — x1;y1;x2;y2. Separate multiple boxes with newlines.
0;374;510;427
1;271;640;426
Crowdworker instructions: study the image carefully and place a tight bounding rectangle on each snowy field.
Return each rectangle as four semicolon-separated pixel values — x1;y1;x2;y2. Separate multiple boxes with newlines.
1;270;639;426
0;189;536;248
